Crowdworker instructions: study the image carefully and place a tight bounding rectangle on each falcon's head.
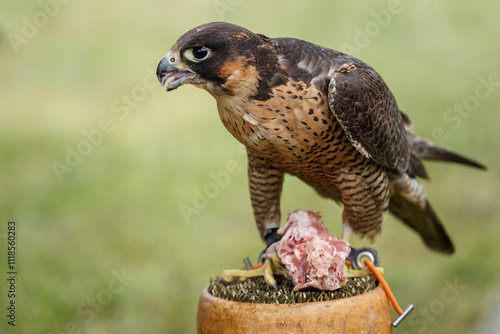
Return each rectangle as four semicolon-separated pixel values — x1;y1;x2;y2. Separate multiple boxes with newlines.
156;22;282;99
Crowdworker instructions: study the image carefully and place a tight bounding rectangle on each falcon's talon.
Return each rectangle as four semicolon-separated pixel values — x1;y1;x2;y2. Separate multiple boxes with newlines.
220;255;288;288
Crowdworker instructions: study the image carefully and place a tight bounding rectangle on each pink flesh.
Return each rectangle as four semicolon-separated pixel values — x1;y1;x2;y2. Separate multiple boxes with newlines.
160;71;194;87
275;210;351;291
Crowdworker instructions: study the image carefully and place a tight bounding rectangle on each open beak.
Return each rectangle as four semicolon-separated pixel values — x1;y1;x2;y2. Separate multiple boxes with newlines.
156;57;196;91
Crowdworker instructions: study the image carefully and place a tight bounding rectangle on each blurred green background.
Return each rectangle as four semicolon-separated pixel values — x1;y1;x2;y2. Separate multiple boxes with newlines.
0;0;498;333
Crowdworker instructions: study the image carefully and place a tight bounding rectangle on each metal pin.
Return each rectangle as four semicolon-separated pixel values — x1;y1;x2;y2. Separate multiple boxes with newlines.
243;257;253;270
392;304;414;327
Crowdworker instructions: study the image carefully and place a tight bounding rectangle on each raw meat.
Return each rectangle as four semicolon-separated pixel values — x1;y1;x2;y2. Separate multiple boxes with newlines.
272;210;351;291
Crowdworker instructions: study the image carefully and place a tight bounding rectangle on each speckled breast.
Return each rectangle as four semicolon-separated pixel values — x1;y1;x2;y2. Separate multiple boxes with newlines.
216;82;368;201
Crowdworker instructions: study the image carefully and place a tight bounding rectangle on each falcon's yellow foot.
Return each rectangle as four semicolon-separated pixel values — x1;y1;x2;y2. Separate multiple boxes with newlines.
221;255;287;290
344;262;384;278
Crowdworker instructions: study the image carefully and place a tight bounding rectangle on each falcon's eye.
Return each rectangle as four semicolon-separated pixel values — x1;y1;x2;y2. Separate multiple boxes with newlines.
184;46;212;63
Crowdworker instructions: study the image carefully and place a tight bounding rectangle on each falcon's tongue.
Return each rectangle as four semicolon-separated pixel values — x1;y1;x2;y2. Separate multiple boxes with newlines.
163;70;196;91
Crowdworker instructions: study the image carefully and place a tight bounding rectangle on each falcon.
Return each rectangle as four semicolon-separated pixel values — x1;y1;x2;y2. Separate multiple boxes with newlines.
156;22;485;257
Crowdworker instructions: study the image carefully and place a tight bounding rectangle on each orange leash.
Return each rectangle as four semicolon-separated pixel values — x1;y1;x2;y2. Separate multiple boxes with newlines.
364;259;403;315
346;258;413;327
252;263;265;270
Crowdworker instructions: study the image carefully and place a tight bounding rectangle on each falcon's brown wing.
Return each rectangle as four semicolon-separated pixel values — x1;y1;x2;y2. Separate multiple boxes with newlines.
328;62;410;172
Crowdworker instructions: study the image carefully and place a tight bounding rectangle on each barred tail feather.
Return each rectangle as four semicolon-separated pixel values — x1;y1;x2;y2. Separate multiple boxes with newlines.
408;133;486;171
389;177;455;254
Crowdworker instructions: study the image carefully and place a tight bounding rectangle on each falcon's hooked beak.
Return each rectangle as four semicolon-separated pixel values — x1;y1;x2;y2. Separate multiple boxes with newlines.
156;54;197;91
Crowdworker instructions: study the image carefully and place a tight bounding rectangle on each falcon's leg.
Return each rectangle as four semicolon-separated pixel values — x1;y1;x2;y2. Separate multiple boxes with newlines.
219;150;285;288
338;169;389;278
338;167;389;242
341;224;354;242
342;209;385;278
341;222;376;278
247;149;284;245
